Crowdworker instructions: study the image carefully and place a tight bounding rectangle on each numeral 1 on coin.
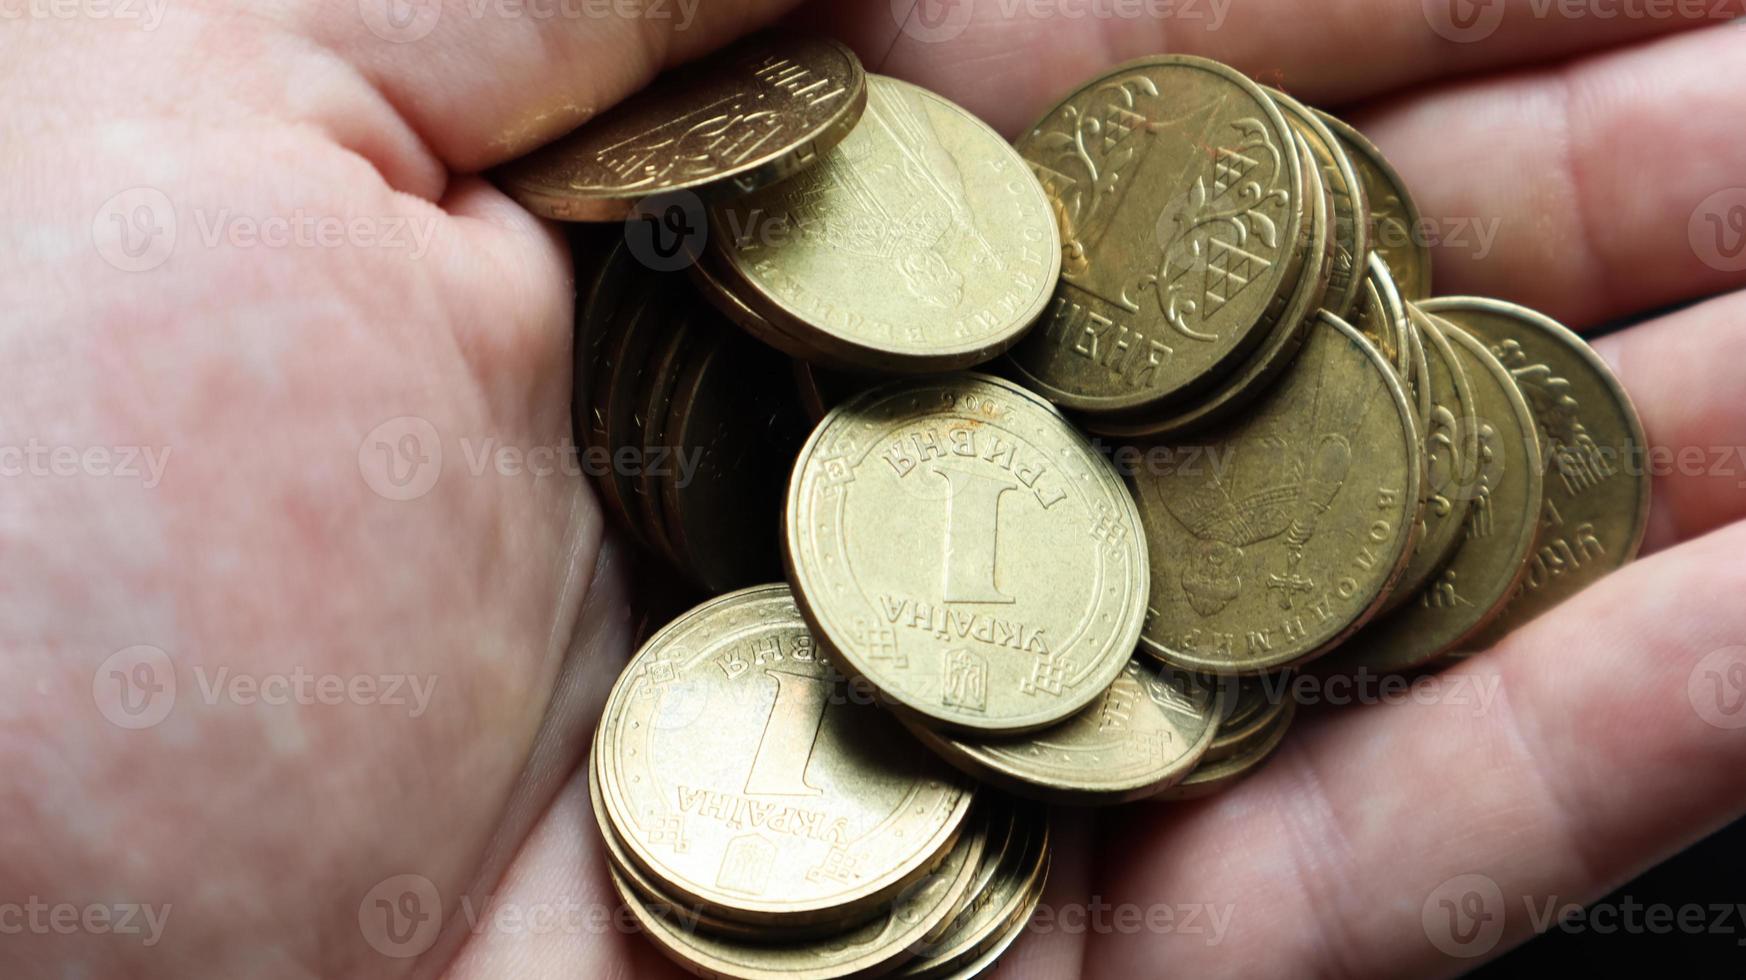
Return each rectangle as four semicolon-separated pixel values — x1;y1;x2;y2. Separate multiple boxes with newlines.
744;668;828;796
933;464;1017;604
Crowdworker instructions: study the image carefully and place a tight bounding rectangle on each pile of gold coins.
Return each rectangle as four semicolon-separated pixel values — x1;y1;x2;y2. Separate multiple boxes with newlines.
496;31;1651;979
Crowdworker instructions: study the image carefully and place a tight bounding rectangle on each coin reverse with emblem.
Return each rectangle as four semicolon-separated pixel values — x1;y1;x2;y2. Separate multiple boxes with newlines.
1086;128;1336;439
595;585;976;929
785;374;1150;735
495;34;867;221
1324;323;1546;673
1008;55;1306;415
1423;297;1651;645
709;75;1061;372
1134;312;1422;675
902;656;1224;804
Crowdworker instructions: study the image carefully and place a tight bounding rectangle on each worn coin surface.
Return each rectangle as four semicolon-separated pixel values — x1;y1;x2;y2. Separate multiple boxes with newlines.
1135;313;1422;675
1385;307;1481;608
610;808;985;980
785;374;1149;734
497;34;867;221
903;657;1224;804
1316;111;1433;301
1323;325;1546;673
1270;88;1368;319
711;75;1060;372
596;585;976;928
1008;55;1305;414
1423;297;1651;646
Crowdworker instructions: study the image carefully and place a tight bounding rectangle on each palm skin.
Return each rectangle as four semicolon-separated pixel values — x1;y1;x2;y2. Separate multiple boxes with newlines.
3;2;1745;978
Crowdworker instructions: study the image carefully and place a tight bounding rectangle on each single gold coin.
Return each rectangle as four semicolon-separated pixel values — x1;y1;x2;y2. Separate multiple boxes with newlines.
496;34;867;221
1134;312;1422;675
1202;676;1290;763
596;585;976;929
1008;55;1306;414
661;323;809;593
1155;696;1296;801
633;300;695;569
1351;253;1418;414
589;267;677;544
902;657;1224;804
784;374;1150;735
1422;297;1652;645
575;239;639;435
1322;325;1546;673
1269;89;1368;319
931;847;1047;980
922;805;1020;947
1315;111;1433;301
1207;672;1276;737
1383;307;1482;609
898;806;1050;978
710;75;1061;372
587;736;801;942
610;806;986;980
1081;129;1335;439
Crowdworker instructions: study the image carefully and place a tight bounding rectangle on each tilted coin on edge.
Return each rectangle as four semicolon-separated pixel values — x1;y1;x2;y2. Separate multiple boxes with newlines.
709;75;1062;372
495;34;868;221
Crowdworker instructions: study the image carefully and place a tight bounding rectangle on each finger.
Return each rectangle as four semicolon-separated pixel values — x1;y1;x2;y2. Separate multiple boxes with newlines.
298;0;812;184
1086;520;1746;979
1354;24;1746;326
798;0;1724;136
437;541;666;979
1589;289;1746;554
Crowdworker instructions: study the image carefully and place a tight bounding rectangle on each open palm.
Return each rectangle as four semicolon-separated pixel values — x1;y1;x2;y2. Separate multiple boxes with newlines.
5;1;1744;977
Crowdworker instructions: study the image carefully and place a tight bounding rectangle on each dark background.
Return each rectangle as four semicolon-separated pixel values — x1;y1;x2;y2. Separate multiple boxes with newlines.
1477;817;1746;974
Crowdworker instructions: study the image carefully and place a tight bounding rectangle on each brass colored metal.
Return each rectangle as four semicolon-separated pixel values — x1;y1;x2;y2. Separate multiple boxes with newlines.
1134;313;1423;674
498;34;867;221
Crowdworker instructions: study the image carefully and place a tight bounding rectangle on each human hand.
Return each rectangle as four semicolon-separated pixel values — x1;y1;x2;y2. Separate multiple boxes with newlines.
4;1;1744;977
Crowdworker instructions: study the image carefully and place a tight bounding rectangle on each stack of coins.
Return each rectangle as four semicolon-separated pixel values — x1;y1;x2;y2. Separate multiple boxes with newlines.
590;585;1048;978
496;34;1652;978
574;236;810;593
